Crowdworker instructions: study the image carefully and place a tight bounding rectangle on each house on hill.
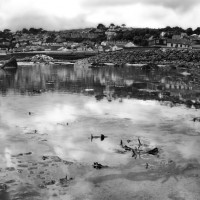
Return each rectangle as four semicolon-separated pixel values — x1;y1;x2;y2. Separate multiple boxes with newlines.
75;45;87;52
101;41;108;46
97;45;104;52
148;38;167;47
86;47;95;52
104;46;111;52
166;39;191;49
111;45;123;51
57;47;72;52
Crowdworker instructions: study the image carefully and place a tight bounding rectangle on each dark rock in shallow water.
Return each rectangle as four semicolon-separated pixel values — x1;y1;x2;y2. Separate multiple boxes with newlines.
193;117;200;122
44;180;55;185
5;167;15;171
59;176;73;186
5;180;15;184
38;184;46;189
42;156;48;160
0;184;7;191
147;147;159;155
42;155;73;165
63;160;73;165
93;162;108;169
1;57;18;69
24;152;32;155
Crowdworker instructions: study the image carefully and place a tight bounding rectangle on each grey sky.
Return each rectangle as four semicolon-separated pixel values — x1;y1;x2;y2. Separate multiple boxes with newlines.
0;0;199;31
84;0;200;11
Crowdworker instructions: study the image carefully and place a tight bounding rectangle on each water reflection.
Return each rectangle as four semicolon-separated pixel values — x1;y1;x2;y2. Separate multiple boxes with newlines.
0;64;200;199
1;64;200;107
0;66;199;163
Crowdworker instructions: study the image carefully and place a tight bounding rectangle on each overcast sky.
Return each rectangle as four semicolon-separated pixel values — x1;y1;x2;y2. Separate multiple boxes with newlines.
0;0;199;31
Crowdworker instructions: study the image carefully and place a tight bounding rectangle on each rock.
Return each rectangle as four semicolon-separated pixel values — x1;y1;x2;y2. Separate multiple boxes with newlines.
42;156;48;160
123;145;132;151
1;57;18;69
147;147;159;155
18;164;28;168
38;184;46;189
17;169;23;173
6;167;15;171
193;117;200;122
45;180;55;185
0;184;7;191
146;163;149;169
59;176;73;186
24;152;32;155
63;160;73;165
31;54;53;63
5;180;15;184
59;176;68;185
93;162;108;169
51;156;62;162
115;149;126;154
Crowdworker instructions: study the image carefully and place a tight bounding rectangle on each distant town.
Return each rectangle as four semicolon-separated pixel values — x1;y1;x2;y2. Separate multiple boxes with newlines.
1;24;200;55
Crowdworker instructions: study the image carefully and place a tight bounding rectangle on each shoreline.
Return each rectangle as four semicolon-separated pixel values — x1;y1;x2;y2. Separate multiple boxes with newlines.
0;51;97;61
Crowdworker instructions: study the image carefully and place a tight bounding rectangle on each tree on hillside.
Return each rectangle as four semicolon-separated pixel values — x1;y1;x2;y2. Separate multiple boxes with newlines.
22;28;29;34
194;27;200;35
3;29;11;33
29;28;45;34
121;24;126;28
97;23;106;30
123;31;133;40
186;28;193;36
109;23;115;28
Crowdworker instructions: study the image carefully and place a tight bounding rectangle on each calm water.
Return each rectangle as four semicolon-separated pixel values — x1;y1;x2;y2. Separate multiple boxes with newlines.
0;64;200;200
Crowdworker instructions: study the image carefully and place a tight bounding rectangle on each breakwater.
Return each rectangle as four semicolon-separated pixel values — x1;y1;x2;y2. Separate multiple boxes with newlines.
84;48;200;66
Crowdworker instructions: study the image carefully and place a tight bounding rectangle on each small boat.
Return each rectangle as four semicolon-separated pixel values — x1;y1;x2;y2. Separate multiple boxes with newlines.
1;57;18;69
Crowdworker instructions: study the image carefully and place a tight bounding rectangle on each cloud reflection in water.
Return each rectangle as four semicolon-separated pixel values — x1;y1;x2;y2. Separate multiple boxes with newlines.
0;92;200;165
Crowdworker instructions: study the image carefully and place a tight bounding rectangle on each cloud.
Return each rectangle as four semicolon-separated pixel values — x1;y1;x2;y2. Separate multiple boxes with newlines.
84;0;200;12
86;3;200;29
0;0;93;30
0;0;199;30
4;13;93;31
